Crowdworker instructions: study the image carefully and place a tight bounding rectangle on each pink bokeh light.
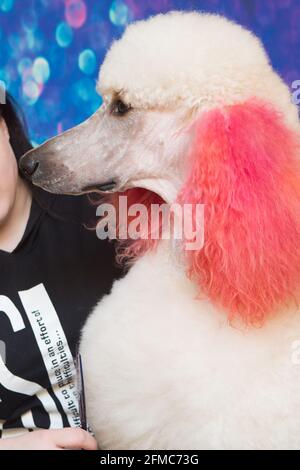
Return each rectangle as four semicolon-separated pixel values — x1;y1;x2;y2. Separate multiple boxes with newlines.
65;0;87;29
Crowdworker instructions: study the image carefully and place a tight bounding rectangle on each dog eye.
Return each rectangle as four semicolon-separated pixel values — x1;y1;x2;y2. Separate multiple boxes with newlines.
111;99;131;116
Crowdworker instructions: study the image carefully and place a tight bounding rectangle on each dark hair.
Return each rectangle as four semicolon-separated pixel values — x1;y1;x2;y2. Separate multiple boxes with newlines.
0;88;33;161
0;88;47;207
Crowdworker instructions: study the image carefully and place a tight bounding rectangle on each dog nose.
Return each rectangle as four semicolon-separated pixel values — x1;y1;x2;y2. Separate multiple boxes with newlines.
19;158;40;179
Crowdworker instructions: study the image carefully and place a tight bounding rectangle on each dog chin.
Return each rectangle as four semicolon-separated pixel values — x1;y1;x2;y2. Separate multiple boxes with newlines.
32;178;82;196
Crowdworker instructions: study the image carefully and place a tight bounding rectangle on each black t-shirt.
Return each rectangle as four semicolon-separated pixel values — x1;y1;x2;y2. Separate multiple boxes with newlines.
0;190;121;438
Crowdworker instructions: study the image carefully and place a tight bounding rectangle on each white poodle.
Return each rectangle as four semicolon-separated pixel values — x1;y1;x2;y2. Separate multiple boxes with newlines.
21;11;300;450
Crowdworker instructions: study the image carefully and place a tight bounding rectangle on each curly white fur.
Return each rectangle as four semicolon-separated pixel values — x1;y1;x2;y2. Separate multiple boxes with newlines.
99;11;298;128
81;241;300;450
78;12;300;450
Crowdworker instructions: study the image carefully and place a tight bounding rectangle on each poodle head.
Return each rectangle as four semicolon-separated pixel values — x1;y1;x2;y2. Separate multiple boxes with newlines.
20;11;300;324
20;12;299;198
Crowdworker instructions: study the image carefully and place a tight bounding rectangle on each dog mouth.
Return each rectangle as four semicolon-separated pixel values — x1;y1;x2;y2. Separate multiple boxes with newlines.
81;177;176;206
84;182;167;208
82;179;118;194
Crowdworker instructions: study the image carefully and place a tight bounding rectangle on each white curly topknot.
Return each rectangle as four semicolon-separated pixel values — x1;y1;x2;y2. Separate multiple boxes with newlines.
98;11;298;127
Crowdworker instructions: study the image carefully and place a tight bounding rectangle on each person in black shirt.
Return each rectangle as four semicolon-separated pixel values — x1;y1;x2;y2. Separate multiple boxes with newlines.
0;91;120;449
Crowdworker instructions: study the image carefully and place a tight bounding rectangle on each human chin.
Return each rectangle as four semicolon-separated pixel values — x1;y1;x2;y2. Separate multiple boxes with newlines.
0;189;16;226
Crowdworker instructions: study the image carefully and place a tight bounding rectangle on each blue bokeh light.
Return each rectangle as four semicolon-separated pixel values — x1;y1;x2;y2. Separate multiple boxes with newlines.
78;49;96;75
21;9;38;31
22;78;42;106
0;0;14;13
56;22;73;48
32;57;50;84
17;57;32;76
109;0;131;26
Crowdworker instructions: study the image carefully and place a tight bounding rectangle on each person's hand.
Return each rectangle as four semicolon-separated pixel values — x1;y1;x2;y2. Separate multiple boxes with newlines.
0;428;98;450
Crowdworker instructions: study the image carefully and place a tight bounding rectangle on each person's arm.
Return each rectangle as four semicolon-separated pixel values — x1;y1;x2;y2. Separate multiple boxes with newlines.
0;428;97;450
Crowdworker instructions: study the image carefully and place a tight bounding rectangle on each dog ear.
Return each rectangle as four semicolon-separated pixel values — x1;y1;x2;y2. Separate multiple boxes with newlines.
178;99;300;325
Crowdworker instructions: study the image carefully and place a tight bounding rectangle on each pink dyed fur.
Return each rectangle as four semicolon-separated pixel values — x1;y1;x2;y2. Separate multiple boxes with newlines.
179;99;300;324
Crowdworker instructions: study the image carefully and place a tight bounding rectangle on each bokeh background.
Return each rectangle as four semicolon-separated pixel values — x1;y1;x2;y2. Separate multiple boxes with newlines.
0;0;299;145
